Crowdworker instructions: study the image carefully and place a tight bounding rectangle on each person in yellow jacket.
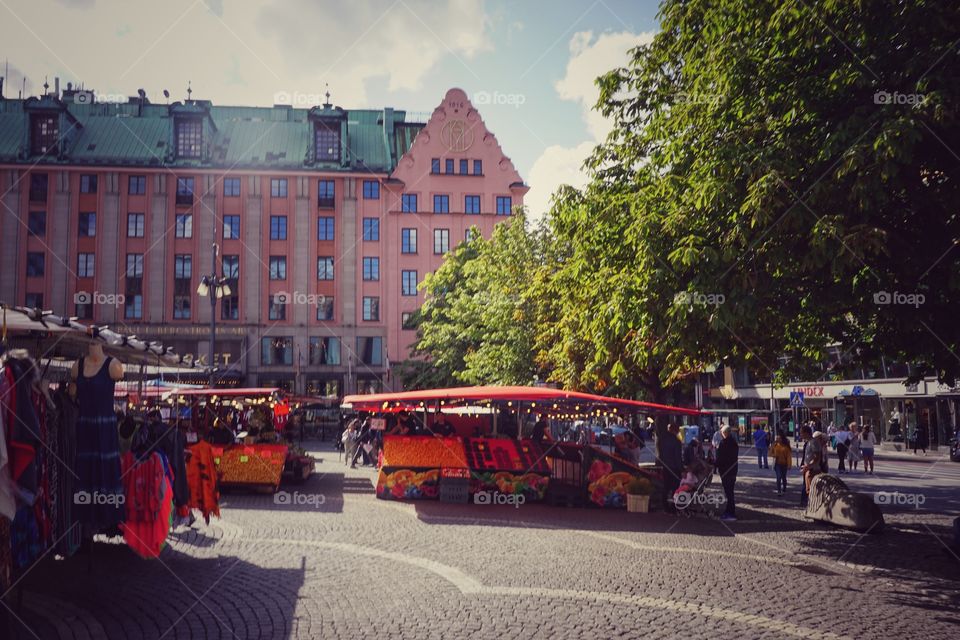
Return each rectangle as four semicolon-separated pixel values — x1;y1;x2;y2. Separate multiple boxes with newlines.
770;432;793;495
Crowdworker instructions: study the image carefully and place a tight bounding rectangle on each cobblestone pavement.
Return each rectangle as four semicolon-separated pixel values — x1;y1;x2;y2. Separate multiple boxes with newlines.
7;442;959;640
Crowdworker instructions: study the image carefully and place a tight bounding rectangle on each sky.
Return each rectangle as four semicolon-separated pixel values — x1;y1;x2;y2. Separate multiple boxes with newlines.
0;0;661;221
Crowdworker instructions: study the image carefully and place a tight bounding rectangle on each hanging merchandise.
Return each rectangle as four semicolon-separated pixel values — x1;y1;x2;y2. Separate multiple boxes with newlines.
119;451;174;559
51;388;80;558
72;347;126;531
186;440;220;524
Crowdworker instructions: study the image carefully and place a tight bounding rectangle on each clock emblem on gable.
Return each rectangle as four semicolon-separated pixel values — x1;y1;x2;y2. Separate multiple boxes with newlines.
440;119;474;152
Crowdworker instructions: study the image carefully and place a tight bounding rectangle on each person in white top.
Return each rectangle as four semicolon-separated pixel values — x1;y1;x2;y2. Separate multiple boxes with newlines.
859;425;878;474
846;424;863;471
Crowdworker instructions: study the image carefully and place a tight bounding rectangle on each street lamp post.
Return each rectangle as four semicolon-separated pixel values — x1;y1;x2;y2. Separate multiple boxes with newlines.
197;241;232;386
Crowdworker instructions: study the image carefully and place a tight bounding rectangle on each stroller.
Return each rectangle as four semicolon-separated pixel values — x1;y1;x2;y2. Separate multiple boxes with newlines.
672;462;719;518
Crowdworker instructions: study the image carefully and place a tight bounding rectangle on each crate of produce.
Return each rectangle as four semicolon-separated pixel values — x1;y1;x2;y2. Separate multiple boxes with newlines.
215;444;288;489
381;435;468;468
376;466;441;500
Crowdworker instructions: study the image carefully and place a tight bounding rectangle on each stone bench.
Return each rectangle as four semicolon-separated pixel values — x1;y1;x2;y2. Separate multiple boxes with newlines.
804;474;884;533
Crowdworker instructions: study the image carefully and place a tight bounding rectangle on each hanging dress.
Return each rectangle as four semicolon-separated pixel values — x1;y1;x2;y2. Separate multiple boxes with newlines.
74;356;125;530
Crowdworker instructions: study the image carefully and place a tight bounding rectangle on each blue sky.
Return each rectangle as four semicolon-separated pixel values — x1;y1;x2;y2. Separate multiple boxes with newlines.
1;0;662;218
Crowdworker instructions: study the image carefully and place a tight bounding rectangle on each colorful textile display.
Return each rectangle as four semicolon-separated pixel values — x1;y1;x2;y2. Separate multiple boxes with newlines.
186;441;220;524
120;452;173;559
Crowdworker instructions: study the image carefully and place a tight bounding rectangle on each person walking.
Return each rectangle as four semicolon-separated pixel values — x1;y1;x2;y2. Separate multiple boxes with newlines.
753;425;769;469
657;423;684;513
770;432;792;495
847;424;863;472
342;418;359;466
860;425;877;474
834;422;851;474
913;422;928;456
716;425;739;521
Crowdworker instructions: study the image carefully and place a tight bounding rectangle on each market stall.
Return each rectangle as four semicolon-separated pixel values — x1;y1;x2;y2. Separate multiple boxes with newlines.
343;385;704;509
168;387;316;490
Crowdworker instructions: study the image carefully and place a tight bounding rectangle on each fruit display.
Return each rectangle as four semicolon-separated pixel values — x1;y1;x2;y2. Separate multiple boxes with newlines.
214;444;287;488
463;438;551;473
376;468;441;500
586;459;634;508
381;435;468;468
471;470;549;501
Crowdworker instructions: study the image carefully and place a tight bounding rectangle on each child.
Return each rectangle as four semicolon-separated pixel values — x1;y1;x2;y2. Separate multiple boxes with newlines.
770;432;792;495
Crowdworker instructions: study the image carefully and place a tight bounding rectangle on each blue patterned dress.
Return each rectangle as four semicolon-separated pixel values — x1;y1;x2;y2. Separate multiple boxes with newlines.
74;356;125;529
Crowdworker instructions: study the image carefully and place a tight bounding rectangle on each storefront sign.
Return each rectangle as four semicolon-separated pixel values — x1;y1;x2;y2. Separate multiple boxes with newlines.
791;386;825;397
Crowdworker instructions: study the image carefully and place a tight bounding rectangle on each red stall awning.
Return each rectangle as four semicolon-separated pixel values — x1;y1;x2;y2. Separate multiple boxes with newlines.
341;385;704;416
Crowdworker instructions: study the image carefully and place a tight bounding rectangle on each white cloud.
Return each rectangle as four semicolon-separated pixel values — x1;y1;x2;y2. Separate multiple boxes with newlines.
526;30;654;223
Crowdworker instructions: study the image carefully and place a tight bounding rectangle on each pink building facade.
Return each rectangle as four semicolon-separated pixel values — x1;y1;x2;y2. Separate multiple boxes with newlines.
0;87;527;394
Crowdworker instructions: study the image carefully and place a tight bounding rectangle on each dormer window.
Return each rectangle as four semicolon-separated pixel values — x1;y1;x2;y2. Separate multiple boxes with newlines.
30;114;59;156
176;119;202;159
315;121;341;162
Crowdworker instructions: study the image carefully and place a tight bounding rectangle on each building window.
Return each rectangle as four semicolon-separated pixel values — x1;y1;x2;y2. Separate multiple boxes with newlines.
262;337;293;364
27;211;46;237
445;159;454;174
176;119;202;159
317;257;334;281
466;228;478;242
356;336;383;365
317;297;335;321
270;215;287;240
433;194;449;214
223;215;240;239
473;159;482;175
434;229;449;255
362;297;380;322
29;174;48;202
224;177;241;197
318;179;335;208
79;212;96;237
75;301;92;320
401;228;417;254
459;159;468;174
431;158;441;174
315;121;341;162
222;254;240;320
126;253;144;278
173;254;192;319
362;218;379;241
80;174;98;194
175;213;193;238
24;293;43;309
317;216;335;241
125;253;144;319
401;312;415;329
128;175;146;195
30;115;58;156
309;336;341;365
401;193;417;213
268;296;287;321
496;196;512;216
77;253;95;278
362;257;380;281
465;195;481;215
269;256;287;280
127;213;145;238
26;252;45;277
402;270;418;296
362;180;380;199
270;178;288;198
176;177;195;206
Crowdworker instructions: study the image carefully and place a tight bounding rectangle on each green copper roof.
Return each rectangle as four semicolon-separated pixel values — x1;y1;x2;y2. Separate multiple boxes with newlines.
0;94;423;172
